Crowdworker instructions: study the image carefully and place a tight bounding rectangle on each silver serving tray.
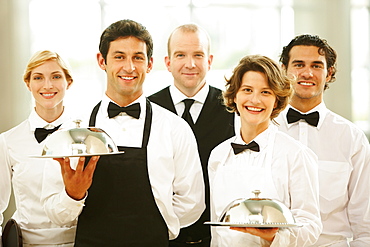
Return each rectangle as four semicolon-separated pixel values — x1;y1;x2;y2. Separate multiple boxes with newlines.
204;222;303;228
30;151;124;158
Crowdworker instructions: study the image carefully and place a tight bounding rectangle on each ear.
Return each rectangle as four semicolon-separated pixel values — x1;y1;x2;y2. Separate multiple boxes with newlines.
326;66;333;82
164;56;171;72
97;53;106;71
25;81;31;91
208;54;214;71
147;57;154;73
274;99;278;109
66;79;73;89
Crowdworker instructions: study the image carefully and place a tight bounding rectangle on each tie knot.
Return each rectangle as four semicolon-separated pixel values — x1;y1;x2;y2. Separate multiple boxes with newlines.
108;102;141;119
287;108;319;127
182;99;195;110
231;141;260;154
34;124;61;143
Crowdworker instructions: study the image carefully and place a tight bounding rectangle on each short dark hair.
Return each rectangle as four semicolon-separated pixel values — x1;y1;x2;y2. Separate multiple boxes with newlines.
279;34;337;90
99;19;153;62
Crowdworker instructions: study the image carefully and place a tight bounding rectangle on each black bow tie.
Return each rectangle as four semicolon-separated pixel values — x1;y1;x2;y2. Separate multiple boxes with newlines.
287;108;319;127
34;124;61;143
108;102;141;119
231;141;260;154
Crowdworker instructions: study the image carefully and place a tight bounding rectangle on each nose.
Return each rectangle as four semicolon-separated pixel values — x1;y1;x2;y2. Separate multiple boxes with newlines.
300;66;313;79
250;92;261;104
43;77;54;89
185;57;196;69
123;59;135;73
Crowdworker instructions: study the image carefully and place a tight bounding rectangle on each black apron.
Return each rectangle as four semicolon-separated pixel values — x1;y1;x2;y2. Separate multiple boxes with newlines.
74;99;168;247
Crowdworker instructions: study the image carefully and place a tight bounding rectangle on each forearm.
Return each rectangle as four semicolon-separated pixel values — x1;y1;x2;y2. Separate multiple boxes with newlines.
42;189;84;226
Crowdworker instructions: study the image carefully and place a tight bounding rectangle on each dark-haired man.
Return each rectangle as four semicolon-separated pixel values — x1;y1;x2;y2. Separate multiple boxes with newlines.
276;34;370;246
41;19;205;247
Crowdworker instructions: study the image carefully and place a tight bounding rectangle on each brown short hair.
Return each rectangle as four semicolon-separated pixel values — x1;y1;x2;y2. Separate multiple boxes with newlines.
224;55;292;120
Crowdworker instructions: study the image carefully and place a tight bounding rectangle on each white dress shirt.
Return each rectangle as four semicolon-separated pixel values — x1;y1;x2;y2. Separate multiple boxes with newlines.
0;108;76;246
41;94;205;240
169;83;209;122
209;124;322;246
169;83;241;132
275;103;370;247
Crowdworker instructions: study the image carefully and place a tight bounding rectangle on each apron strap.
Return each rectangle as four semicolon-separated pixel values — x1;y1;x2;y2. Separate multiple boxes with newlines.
88;99;153;148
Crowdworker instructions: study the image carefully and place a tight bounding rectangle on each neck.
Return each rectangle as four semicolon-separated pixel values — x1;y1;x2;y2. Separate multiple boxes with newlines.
106;92;141;107
175;81;206;98
240;122;269;144
290;96;322;113
35;106;64;123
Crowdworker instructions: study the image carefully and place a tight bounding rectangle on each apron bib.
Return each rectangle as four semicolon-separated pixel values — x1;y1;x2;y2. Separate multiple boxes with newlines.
212;130;279;247
74;99;168;247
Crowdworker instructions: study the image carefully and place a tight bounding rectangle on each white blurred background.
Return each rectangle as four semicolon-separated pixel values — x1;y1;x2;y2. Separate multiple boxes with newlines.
1;0;370;225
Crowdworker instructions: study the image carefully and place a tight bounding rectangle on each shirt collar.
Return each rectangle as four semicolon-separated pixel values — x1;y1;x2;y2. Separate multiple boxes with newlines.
169;83;209;105
28;107;69;131
233;124;272;154
285;102;329;129
101;93;146;119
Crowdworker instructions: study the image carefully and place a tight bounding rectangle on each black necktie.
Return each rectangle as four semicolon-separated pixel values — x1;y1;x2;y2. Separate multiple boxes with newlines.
182;99;195;125
287;108;319;127
231;141;260;154
108;102;141;119
34;124;61;143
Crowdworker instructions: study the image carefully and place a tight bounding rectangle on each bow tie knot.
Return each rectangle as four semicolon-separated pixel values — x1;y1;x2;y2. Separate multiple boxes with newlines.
108;102;141;119
231;141;260;154
34;124;61;143
287;108;319;127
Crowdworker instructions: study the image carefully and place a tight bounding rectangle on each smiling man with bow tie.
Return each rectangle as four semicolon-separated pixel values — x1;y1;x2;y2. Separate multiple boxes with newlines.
275;34;370;246
41;19;205;247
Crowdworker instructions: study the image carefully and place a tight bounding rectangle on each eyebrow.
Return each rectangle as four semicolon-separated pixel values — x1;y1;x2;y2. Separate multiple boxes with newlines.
113;51;145;56
291;59;325;65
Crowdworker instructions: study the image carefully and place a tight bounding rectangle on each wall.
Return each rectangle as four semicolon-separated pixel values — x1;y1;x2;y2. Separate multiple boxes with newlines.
0;0;31;229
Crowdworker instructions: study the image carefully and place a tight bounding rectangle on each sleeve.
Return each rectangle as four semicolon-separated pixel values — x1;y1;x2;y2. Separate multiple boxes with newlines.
278;145;322;247
0;134;12;235
208;141;227;222
348;133;370;246
40;158;84;226
171;118;205;228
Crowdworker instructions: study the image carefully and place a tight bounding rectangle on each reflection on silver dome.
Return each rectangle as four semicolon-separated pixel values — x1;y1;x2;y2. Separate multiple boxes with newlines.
206;190;302;228
38;120;120;158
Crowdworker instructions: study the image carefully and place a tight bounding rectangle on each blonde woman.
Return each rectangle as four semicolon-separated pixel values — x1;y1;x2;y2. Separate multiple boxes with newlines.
0;50;75;246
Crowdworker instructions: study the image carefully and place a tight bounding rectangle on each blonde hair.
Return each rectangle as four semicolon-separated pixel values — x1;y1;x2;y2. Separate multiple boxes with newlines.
23;50;73;85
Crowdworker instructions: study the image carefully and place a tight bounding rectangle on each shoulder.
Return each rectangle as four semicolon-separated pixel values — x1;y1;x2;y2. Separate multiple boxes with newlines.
324;110;368;138
209;137;234;161
274;129;316;156
1;119;29;138
148;86;170;99
151;102;191;130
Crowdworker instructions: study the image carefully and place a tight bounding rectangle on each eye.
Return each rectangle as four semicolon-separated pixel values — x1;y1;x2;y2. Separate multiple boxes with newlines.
33;76;42;80
242;88;252;93
53;74;62;79
115;55;124;60
134;55;145;61
176;54;185;58
312;64;323;69
293;63;304;68
262;90;272;95
195;53;204;58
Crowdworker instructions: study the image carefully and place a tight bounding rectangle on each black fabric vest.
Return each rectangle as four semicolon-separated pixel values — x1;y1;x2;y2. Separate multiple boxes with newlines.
149;86;235;243
74;99;168;247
